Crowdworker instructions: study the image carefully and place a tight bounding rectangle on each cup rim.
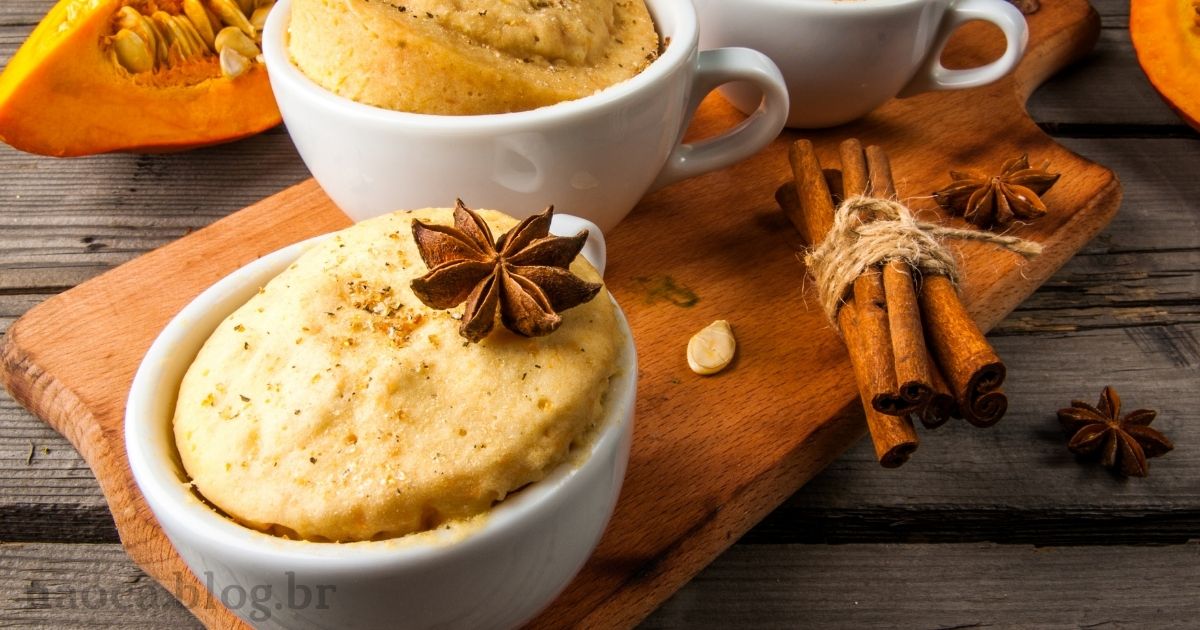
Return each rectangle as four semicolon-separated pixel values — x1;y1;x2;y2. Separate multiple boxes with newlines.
262;0;697;131
125;221;637;568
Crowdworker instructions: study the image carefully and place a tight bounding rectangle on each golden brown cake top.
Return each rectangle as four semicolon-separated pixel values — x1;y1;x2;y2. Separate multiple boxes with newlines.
173;208;625;542
287;0;660;114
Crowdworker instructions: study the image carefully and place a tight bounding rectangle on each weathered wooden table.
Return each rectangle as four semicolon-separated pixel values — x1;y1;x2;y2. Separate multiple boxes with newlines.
1;0;1197;627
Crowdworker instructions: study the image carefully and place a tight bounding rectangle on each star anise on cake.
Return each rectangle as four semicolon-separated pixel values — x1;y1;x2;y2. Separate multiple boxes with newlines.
933;154;1061;229
409;200;602;343
1058;386;1173;477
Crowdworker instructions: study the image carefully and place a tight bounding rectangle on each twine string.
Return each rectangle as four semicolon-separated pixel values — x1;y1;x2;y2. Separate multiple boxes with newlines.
804;196;1043;322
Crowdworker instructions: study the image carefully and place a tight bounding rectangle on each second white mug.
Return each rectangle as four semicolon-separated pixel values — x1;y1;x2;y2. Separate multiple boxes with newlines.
263;0;789;233
695;0;1029;129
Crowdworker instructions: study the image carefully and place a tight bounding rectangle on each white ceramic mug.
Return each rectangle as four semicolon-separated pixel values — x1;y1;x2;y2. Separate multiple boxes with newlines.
126;215;637;629
694;0;1028;129
262;0;789;233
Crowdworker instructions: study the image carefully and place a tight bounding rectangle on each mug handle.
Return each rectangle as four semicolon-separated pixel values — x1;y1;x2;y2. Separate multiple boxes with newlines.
651;47;789;191
897;0;1028;97
551;214;607;277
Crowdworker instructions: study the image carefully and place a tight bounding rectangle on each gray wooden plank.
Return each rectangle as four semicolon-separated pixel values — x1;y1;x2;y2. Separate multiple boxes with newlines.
0;133;310;295
0;397;117;543
750;325;1200;544
994;136;1200;332
0;0;48;28
0;295;45;339
4;541;1197;629
1092;0;1129;26
1026;29;1184;128
0;543;199;629
644;542;1200;629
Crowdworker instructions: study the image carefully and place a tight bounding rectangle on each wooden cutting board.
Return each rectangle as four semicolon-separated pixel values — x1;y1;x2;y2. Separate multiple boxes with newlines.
0;1;1115;627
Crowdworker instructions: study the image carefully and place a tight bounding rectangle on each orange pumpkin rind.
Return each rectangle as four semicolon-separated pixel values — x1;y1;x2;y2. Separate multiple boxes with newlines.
1130;0;1200;131
0;0;281;157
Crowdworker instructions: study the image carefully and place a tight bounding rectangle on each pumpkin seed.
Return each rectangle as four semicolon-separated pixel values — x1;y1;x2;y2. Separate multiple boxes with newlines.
166;40;187;67
249;6;271;33
183;0;217;49
113;29;154;73
687;320;736;375
208;0;256;39
215;26;260;59
173;14;211;56
219;46;250;78
115;6;143;31
116;8;159;65
152;11;196;59
109;2;267;74
140;14;169;67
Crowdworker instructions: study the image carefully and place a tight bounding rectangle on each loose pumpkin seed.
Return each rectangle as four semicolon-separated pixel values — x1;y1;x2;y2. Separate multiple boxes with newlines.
113;28;154;73
215;26;260;59
208;0;256;39
183;0;217;49
687;320;736;375
219;46;250;78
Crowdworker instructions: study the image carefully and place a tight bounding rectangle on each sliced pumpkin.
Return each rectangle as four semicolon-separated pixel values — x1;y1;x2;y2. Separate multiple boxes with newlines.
1130;0;1200;131
0;0;281;157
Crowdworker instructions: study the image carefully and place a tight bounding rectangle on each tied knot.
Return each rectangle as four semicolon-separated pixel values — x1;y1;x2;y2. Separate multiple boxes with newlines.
804;196;1042;322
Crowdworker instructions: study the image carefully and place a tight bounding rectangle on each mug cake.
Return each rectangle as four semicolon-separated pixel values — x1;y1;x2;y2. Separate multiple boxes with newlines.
286;0;661;114
172;204;626;542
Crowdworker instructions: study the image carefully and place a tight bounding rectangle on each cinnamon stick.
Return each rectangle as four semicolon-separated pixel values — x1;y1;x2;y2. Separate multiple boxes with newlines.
882;261;933;407
839;139;910;416
917;361;958;429
785;140;836;244
867;145;933;410
841;299;920;468
865;145;897;199
861;141;1007;428
839;139;870;199
783;139;918;466
919;274;1007;427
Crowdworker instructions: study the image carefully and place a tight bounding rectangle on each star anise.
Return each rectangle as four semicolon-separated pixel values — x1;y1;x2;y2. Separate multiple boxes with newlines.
1058;386;1173;477
409;200;602;343
933;154;1060;229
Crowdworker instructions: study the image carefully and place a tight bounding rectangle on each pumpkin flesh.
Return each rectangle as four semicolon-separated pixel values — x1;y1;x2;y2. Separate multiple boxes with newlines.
0;0;280;156
1130;0;1200;131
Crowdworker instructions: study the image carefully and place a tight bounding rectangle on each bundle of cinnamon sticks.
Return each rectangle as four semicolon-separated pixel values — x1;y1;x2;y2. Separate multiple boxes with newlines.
776;138;1008;467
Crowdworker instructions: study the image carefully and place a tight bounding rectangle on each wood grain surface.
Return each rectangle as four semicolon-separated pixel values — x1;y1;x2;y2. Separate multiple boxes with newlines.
5;541;1199;628
3;0;1194;628
0;1;1115;626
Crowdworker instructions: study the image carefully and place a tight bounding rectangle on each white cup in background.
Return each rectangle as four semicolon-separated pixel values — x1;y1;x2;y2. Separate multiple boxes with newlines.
694;0;1028;129
263;0;789;233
